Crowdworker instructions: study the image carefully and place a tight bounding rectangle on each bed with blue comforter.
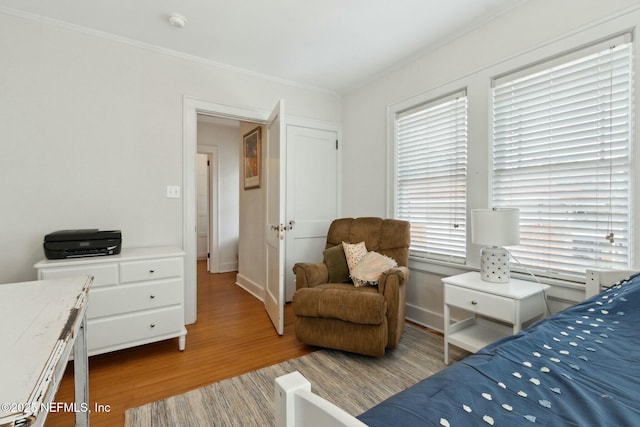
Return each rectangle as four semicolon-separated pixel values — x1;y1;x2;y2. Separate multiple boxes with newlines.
357;274;640;426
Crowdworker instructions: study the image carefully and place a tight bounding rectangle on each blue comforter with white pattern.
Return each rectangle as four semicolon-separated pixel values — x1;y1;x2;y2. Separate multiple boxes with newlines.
358;274;640;426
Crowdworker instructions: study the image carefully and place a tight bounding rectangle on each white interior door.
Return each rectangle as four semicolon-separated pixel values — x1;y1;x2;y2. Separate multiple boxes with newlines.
265;100;286;335
285;126;339;301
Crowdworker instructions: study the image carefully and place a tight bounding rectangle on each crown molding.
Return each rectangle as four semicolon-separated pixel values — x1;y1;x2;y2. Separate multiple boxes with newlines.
0;6;339;96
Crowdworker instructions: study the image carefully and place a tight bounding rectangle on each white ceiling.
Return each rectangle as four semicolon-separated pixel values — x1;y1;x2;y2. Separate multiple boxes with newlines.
0;0;525;93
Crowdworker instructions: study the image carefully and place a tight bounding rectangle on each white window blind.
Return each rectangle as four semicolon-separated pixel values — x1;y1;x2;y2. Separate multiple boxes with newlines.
396;90;467;263
492;35;633;277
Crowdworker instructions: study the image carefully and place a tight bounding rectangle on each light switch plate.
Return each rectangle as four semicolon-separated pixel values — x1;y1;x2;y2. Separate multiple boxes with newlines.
166;185;181;198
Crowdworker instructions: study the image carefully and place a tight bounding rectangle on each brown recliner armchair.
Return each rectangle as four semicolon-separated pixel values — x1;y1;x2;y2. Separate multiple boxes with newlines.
292;217;410;356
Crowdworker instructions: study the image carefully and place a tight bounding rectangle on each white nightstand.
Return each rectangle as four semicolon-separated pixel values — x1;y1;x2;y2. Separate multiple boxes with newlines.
443;271;548;364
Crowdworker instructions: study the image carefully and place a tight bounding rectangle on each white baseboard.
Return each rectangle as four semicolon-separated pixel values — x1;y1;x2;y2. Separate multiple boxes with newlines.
405;303;444;334
236;273;264;302
219;261;238;273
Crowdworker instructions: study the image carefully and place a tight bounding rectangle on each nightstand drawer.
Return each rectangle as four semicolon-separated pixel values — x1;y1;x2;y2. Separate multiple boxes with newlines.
445;284;514;323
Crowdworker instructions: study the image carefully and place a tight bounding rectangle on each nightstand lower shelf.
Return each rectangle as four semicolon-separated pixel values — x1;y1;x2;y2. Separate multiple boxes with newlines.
447;317;511;353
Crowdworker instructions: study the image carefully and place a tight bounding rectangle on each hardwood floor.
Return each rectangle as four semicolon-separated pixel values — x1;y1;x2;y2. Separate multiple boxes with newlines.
45;261;314;426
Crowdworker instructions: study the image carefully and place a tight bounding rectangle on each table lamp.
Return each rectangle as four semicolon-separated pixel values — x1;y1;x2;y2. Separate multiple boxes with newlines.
471;208;520;283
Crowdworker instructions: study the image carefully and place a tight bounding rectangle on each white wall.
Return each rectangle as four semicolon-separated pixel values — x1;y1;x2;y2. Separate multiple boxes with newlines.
197;120;241;272
236;122;268;299
0;12;340;284
341;0;640;330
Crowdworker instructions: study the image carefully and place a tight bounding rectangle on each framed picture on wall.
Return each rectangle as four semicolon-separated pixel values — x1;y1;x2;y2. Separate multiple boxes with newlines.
243;126;261;189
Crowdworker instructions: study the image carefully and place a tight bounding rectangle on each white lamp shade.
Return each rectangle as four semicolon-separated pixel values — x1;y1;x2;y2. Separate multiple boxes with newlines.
471;208;520;247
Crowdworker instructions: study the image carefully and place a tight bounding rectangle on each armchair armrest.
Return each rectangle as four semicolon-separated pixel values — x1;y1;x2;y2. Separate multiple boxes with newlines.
293;262;329;289
377;266;410;296
377;266;410;348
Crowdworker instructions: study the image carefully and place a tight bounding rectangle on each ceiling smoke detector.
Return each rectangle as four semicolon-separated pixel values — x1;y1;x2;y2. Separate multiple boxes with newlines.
168;13;187;28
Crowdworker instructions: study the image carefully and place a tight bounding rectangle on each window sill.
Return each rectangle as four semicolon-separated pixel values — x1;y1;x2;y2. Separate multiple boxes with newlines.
408;255;587;305
408;256;473;277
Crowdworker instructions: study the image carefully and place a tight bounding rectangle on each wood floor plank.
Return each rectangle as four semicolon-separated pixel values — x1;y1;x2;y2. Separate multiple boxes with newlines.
44;262;314;426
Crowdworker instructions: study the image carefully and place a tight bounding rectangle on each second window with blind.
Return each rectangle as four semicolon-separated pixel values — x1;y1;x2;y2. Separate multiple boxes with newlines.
393;32;633;279
492;33;633;278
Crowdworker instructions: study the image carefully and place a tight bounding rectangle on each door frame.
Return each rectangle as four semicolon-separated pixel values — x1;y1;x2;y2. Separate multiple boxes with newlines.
196;146;219;273
184;97;269;324
183;96;342;325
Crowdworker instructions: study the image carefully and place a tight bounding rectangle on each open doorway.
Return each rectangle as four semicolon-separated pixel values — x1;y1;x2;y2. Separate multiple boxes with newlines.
184;97;270;325
184;98;340;326
194;113;268;324
196;152;210;262
196;151;214;270
196;114;241;274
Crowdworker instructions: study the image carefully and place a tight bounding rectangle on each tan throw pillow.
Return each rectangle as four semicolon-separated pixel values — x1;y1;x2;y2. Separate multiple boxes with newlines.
342;241;368;275
350;251;398;287
323;244;350;283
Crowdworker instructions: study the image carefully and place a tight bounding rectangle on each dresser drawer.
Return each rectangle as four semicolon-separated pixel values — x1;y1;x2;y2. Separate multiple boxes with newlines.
39;264;118;288
87;306;183;352
88;279;182;318
119;257;182;283
445;284;514;323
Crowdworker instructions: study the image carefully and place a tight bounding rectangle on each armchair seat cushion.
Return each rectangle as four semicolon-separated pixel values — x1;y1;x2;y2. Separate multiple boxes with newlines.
293;284;386;325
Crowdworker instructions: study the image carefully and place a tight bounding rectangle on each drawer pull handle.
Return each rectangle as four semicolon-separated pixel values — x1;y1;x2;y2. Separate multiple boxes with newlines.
150;295;155;299
471;300;478;305
150;323;156;328
149;269;155;274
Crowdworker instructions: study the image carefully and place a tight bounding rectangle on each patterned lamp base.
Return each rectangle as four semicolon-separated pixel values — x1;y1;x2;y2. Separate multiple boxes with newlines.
480;246;510;283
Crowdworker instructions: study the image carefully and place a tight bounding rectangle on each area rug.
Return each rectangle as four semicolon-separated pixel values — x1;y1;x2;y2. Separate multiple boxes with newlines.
124;324;468;426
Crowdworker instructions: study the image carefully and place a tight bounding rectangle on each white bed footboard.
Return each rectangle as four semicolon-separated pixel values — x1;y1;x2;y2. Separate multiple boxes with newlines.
585;268;636;298
275;371;366;427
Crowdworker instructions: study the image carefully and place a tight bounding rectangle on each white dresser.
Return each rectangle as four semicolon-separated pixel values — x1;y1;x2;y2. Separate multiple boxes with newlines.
34;246;187;356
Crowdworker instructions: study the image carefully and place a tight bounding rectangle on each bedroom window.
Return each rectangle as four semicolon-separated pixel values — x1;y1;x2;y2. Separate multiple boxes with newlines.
395;89;468;264
491;34;633;278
